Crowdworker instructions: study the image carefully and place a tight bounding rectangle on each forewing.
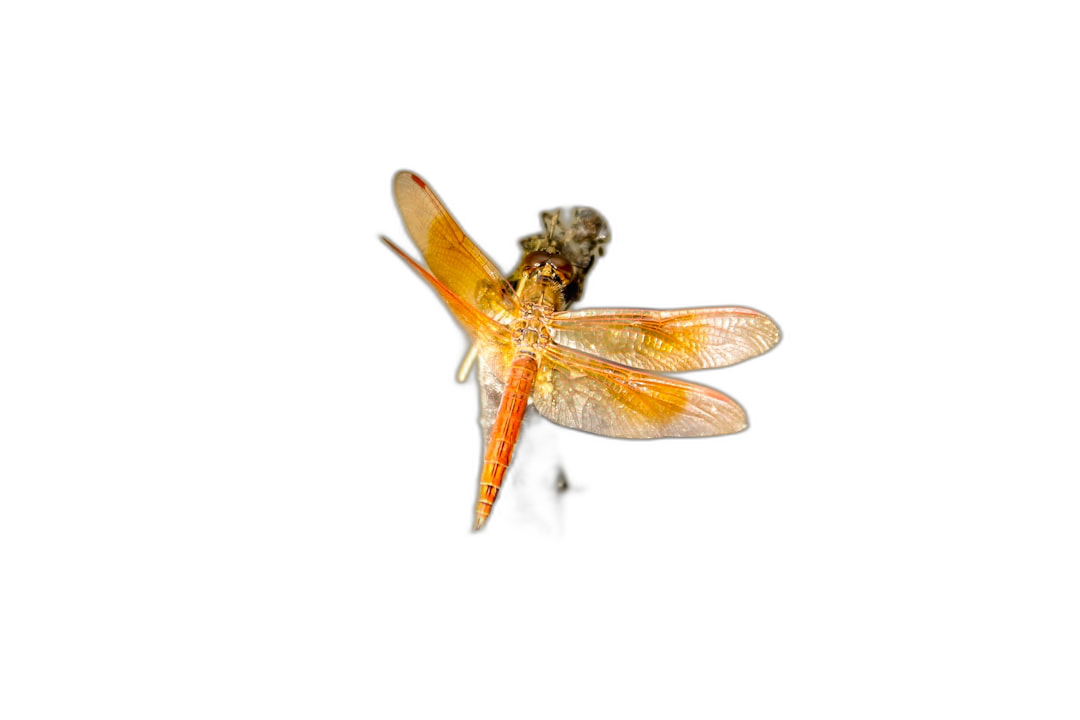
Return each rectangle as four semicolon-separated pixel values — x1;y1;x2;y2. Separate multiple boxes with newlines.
382;237;513;379
549;307;779;372
393;171;519;322
532;343;747;439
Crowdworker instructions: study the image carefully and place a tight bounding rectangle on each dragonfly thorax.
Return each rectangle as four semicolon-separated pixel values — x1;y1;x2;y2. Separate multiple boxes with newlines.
510;304;553;354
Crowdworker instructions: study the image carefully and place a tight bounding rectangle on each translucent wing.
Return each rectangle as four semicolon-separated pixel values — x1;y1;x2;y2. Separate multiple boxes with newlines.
382;237;513;379
393;171;519;322
532;343;747;439
549;307;779;372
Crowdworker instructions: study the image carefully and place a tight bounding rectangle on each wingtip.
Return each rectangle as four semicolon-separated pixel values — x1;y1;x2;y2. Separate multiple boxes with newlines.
380;235;412;263
393;170;426;191
766;314;782;348
380;235;406;256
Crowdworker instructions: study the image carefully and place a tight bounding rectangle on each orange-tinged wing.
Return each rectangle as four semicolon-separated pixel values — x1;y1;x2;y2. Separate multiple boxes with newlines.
382;237;513;379
549;307;779;372
532;343;747;439
393;171;519;322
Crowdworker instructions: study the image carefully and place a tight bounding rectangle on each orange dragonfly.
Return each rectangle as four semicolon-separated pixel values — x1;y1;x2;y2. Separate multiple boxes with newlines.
382;171;779;531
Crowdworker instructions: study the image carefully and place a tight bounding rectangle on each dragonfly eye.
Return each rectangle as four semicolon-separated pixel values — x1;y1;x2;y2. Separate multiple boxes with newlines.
522;251;550;272
522;251;575;284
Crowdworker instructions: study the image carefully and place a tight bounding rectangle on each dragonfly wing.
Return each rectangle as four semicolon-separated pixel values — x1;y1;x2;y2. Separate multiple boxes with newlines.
549;306;779;372
393;171;519;323
532;343;747;439
382;237;513;379
552;306;781;371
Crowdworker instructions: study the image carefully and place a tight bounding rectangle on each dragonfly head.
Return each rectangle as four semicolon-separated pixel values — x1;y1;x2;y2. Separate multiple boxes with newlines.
521;250;575;286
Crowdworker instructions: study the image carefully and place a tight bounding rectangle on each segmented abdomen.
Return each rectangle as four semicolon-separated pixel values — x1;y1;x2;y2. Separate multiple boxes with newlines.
475;353;538;529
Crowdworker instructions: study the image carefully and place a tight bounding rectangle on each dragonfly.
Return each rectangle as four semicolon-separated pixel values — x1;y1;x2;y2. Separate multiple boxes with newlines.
382;171;780;531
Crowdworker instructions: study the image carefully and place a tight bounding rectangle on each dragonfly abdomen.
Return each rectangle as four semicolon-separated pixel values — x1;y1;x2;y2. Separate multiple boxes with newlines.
474;353;538;531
